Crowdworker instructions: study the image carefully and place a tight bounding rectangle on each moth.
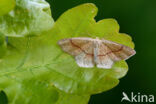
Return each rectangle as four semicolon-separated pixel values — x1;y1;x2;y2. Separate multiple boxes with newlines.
58;37;136;69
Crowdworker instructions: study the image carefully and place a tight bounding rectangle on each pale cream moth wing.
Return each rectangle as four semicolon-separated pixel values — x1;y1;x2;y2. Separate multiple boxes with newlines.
101;39;136;62
95;41;114;69
75;52;94;68
58;37;94;68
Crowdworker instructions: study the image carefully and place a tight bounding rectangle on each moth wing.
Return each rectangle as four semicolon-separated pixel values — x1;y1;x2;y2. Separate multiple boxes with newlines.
96;39;136;69
58;37;94;67
58;37;93;56
96;42;114;69
101;39;136;61
75;52;94;68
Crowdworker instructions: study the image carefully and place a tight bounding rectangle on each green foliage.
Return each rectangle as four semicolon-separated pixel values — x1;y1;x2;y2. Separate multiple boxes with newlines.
0;90;8;104
0;0;54;37
0;2;135;104
0;0;15;16
0;32;6;58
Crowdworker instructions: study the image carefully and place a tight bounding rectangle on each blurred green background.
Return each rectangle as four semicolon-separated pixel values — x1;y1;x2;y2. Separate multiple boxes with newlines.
47;0;156;103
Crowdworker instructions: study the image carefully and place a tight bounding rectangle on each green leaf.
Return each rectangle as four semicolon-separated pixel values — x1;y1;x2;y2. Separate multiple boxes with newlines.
0;0;15;16
0;0;54;37
0;32;7;58
0;90;8;104
0;76;90;104
0;3;135;104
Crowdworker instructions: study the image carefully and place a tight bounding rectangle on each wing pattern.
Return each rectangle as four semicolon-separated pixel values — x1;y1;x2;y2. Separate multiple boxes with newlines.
58;37;136;69
58;37;94;68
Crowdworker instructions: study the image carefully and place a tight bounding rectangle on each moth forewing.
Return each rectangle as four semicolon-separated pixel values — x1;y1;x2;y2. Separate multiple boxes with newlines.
101;39;136;61
95;40;115;69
